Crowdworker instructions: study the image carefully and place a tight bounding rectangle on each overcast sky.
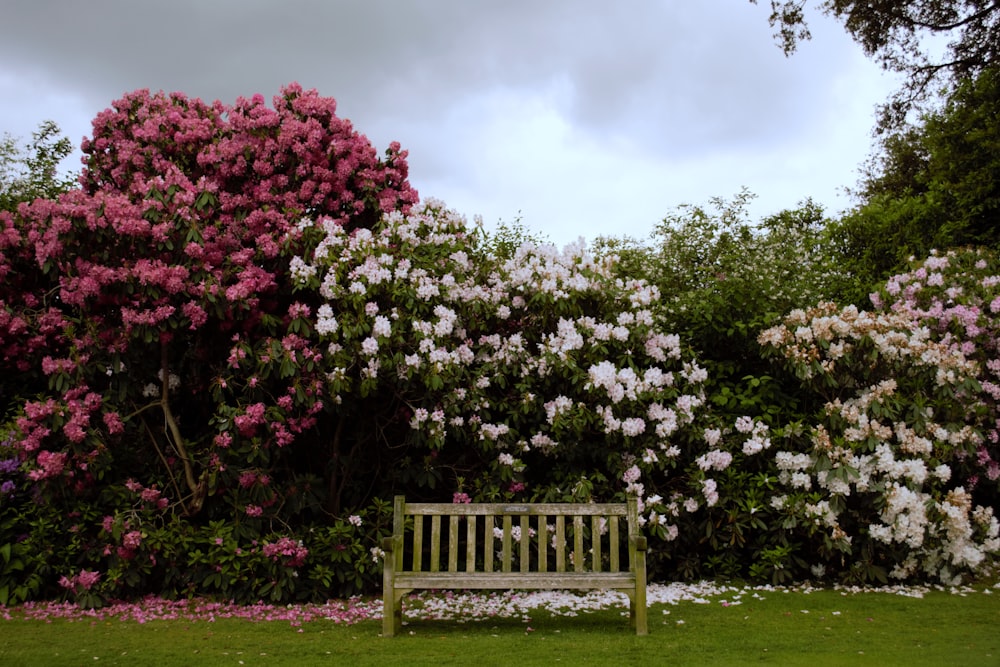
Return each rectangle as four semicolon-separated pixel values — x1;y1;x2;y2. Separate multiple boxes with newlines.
0;1;898;246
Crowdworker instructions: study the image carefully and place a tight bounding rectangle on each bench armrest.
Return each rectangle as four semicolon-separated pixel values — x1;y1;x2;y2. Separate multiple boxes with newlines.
631;535;647;552
382;535;399;552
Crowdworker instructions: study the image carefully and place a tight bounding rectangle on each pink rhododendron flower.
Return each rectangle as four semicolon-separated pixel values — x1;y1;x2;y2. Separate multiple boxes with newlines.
262;537;308;567
27;450;68;480
59;569;101;592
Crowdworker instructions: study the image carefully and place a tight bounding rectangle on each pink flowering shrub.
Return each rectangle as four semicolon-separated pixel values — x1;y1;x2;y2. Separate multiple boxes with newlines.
0;85;413;604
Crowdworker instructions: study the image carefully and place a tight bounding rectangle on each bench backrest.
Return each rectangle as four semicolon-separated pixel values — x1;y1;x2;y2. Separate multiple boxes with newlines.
390;496;642;575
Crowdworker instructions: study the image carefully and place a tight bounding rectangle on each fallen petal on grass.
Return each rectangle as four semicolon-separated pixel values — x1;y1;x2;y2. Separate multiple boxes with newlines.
1;580;994;626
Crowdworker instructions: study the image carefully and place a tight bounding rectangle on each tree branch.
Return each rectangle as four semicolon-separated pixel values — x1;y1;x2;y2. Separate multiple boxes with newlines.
158;337;207;515
904;2;1000;32
139;413;186;512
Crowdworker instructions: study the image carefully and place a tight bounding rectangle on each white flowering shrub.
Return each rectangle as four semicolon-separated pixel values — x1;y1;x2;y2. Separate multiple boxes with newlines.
760;294;1000;584
291;200;775;570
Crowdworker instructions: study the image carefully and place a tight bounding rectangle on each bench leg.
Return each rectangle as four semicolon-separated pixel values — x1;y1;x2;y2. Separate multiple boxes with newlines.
624;590;648;635
382;587;396;637
383;592;405;637
391;592;404;635
633;589;648;636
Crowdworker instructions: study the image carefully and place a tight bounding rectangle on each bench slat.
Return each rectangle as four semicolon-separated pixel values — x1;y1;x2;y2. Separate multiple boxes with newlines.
574;515;584;572
403;502;627;516
412;516;423;571
592;515;602;573
538;517;548;573
501;515;512;572
484;514;494;572
448;515;459;572
519;515;530;573
466;516;476;573
555;515;566;572
430;515;441;572
394;571;637;591
610;516;619;571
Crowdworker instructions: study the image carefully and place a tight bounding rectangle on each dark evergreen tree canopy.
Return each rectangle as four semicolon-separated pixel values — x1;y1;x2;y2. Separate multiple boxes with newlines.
828;65;1000;289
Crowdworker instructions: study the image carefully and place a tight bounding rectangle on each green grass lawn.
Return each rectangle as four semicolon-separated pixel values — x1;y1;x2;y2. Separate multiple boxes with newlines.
1;586;997;666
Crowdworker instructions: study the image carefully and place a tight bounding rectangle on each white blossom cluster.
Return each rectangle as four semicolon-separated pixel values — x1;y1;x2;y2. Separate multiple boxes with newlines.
637;415;771;535
292;200;711;477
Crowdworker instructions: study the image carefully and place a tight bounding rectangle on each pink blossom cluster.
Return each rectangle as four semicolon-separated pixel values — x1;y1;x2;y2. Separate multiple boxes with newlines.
124;478;170;509
27;450;68;480
238;470;271;488
870;248;1000;484
58;569;101;592
262;537;309;568
234;403;267;437
16;389;104;457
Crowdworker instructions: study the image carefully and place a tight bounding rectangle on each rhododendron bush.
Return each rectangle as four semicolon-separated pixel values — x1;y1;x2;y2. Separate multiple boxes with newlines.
871;248;1000;495
0;84;417;604
288;198;766;543
758;248;1000;584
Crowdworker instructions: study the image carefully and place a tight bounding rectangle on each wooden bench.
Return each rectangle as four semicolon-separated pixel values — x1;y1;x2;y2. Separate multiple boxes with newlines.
381;495;648;636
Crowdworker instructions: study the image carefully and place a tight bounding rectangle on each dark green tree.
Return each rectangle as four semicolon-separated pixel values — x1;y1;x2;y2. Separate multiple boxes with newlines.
828;65;1000;288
